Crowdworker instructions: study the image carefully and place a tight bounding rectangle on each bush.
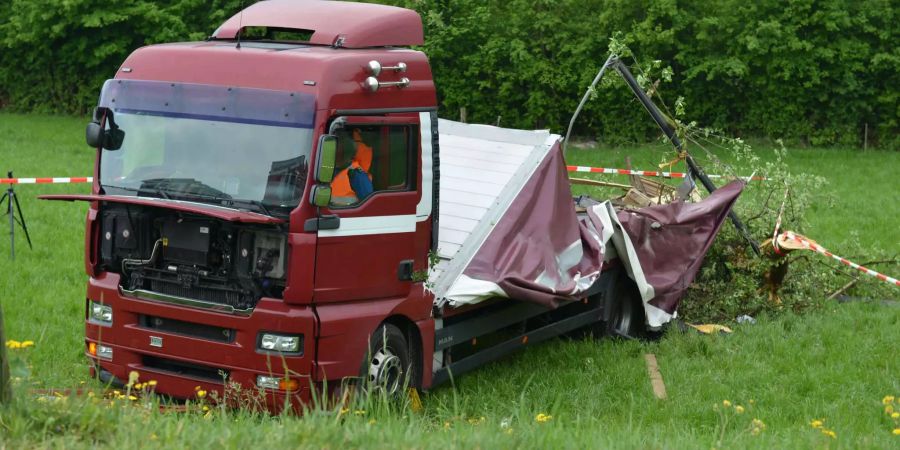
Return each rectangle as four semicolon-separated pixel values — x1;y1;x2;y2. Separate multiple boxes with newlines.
1;0;897;147
0;0;244;114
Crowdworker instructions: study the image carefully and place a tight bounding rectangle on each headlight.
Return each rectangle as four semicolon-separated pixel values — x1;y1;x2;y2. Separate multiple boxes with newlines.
89;301;113;325
256;375;300;391
97;344;113;360
258;333;302;353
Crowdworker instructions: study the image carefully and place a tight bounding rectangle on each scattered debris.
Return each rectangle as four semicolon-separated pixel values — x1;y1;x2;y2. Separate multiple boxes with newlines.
736;315;756;325
687;324;733;335
644;353;668;400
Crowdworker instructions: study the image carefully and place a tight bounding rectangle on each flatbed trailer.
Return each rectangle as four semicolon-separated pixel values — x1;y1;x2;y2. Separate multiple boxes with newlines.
42;0;742;412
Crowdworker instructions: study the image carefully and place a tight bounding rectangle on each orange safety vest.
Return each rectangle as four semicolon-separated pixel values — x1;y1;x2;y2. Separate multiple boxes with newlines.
331;137;373;205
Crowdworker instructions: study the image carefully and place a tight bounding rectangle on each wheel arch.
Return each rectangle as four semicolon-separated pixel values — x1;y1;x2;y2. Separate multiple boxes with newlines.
380;314;423;389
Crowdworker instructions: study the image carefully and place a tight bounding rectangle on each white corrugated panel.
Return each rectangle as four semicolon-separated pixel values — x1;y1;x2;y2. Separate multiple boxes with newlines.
429;119;560;302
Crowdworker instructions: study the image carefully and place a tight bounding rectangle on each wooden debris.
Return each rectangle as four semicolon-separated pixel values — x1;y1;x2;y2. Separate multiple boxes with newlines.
568;177;631;190
644;353;668;400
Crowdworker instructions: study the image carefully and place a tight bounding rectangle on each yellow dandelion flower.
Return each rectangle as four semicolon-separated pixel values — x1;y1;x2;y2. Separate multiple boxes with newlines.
134;383;143;389
892;412;900;420
197;390;207;398
147;380;158;387
722;400;732;408
887;405;896;415
810;420;824;429
748;399;755;405
893;428;900;436
6;340;21;349
354;409;366;416
21;340;34;348
368;419;377;425
752;418;766;429
735;405;745;414
202;405;210;412
821;429;836;439
751;427;761;436
535;413;552;423
884;396;896;405
339;407;350;415
128;395;138;401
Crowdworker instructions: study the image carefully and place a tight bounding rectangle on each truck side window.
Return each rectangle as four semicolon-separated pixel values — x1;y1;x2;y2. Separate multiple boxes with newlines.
330;124;415;207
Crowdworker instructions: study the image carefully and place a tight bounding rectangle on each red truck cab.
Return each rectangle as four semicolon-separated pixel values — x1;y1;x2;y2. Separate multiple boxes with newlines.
53;1;446;410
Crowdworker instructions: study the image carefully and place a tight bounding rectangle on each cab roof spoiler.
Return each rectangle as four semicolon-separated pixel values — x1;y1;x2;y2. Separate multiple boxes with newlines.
211;0;424;49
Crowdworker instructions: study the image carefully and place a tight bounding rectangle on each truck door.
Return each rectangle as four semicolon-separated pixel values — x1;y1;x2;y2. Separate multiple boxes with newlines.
312;115;427;303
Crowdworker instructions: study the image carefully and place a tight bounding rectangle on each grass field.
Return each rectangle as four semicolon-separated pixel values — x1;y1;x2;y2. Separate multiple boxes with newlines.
1;113;899;448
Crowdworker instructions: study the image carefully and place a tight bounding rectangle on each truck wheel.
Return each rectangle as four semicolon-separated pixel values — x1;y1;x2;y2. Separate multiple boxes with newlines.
603;272;647;339
364;324;410;396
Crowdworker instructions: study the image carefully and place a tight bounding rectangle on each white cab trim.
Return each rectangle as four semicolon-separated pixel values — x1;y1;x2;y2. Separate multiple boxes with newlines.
318;215;416;237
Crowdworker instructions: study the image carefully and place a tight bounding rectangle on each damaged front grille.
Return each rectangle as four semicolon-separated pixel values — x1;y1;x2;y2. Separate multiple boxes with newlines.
149;278;246;310
100;205;287;314
123;265;258;313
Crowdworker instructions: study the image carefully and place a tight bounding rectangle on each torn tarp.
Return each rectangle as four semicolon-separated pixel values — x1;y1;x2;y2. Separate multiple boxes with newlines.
439;136;742;327
614;181;743;325
445;144;604;308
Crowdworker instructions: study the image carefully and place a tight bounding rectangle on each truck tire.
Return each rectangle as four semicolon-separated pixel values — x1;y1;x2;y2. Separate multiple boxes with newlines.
362;323;411;396
603;271;648;340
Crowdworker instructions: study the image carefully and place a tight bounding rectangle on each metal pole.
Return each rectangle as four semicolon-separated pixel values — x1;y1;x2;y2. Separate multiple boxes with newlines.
612;62;762;256
563;53;617;154
0;301;11;404
6;184;13;261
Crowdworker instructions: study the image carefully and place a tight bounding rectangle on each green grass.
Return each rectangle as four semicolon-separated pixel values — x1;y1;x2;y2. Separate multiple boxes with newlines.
1;113;899;448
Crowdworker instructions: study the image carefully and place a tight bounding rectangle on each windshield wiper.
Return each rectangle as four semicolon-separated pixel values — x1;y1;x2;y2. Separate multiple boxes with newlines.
105;180;281;217
103;184;170;200
140;178;231;200
226;199;277;217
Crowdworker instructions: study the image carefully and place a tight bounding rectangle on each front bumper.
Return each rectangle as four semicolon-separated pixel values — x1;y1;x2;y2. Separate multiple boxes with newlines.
85;272;315;412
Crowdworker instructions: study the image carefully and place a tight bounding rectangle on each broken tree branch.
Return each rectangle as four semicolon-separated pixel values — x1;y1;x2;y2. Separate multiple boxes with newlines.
827;277;861;300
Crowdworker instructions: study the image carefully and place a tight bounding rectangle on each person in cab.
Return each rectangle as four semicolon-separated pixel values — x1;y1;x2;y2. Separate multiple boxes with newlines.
330;128;374;205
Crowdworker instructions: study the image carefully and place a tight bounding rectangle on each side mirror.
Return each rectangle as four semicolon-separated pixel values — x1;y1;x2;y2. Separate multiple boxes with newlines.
86;107;125;150
86;121;104;148
315;134;337;183
309;184;332;207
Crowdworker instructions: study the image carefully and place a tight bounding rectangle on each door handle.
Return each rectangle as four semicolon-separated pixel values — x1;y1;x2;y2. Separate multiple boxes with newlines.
303;215;341;232
398;259;414;281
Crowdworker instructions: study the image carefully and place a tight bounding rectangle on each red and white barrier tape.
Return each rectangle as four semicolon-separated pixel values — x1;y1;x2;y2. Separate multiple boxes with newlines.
780;231;900;288
1;177;93;184
4;169;763;184
566;165;766;181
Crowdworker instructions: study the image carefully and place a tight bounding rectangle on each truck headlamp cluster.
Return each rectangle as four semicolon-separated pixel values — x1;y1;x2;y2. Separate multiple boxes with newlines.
96;344;113;360
89;301;113;325
256;375;300;391
258;333;302;353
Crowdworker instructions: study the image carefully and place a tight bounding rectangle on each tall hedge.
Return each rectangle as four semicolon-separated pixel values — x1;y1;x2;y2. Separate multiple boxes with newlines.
1;0;896;147
0;0;244;113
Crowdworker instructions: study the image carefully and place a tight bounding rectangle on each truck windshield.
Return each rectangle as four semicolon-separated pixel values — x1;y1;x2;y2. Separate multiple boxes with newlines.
96;79;315;216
